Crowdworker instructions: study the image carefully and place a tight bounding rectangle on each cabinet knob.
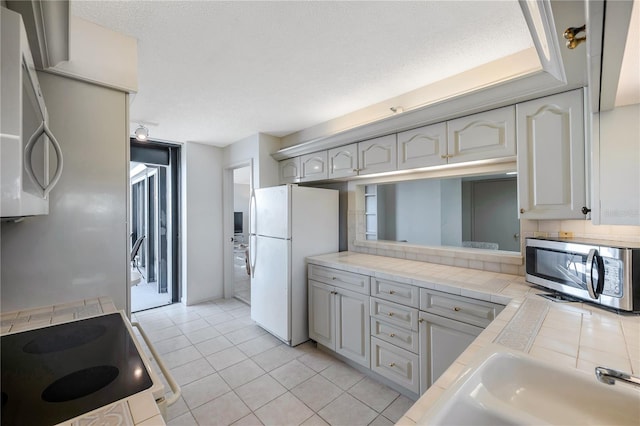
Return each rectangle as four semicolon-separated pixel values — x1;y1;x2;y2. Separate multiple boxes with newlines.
353;168;361;173
389;333;396;338
388;312;394;317
520;208;525;214
332;277;337;280
389;362;396;367
453;307;461;312
389;290;395;295
418;318;424;323
582;206;591;215
441;154;453;159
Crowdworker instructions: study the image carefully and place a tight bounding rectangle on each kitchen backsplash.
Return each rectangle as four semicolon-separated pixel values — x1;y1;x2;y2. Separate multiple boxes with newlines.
348;212;640;276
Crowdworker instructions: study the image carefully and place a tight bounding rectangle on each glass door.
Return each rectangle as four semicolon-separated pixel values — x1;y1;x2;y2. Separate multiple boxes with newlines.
129;139;181;313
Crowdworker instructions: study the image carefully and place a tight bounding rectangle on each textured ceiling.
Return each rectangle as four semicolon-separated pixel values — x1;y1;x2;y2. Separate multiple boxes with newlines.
71;1;533;146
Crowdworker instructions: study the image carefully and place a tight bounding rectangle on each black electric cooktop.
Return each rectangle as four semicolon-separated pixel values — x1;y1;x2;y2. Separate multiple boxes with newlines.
1;313;153;426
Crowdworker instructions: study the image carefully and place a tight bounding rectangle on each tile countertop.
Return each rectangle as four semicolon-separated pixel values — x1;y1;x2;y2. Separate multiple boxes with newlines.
0;298;165;426
306;252;640;425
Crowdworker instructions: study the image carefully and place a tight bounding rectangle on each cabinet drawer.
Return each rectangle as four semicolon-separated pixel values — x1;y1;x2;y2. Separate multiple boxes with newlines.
419;289;504;328
371;278;419;308
370;298;418;331
371;337;419;394
308;264;370;294
371;318;419;354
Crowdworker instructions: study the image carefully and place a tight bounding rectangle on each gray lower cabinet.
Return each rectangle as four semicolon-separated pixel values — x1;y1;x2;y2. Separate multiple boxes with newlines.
308;279;335;349
308;277;370;368
418;311;482;394
309;264;505;397
335;287;370;367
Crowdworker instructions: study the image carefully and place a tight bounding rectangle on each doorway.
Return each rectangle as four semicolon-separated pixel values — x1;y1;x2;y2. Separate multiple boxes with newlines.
232;166;251;304
223;161;253;305
130;140;181;312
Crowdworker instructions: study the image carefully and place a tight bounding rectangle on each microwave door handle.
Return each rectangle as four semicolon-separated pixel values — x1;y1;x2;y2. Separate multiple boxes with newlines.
586;249;605;299
41;122;64;196
24;121;64;197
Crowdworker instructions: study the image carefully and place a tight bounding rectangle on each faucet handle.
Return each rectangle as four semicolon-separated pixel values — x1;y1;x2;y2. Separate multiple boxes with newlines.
595;366;640;389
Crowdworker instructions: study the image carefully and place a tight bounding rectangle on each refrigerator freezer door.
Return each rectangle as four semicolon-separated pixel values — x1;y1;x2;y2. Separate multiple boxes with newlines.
254;185;290;239
251;236;291;343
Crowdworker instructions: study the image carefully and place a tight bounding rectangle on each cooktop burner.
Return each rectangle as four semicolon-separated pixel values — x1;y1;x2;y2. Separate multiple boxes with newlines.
1;313;153;425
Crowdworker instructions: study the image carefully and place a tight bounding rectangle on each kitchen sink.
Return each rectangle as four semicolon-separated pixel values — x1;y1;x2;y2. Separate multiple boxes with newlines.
418;345;640;425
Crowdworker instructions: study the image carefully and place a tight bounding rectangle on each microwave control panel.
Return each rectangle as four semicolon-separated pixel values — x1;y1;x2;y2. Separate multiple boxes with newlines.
602;257;623;297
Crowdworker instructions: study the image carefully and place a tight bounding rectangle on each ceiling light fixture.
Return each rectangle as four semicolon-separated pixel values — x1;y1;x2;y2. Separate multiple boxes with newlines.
134;125;149;141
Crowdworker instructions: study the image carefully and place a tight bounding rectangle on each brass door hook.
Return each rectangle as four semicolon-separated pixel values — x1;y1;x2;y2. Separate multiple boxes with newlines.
564;24;586;49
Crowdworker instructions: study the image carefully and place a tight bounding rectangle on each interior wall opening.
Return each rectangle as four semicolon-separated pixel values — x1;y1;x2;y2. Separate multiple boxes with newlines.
232;166;251;304
130;139;181;312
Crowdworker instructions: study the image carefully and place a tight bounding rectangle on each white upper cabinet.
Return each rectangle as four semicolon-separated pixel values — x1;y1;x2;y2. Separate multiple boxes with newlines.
517;89;587;219
358;135;397;175
300;151;328;182
447;106;516;164
328;143;358;179
592;103;639;225
279;157;300;184
397;123;447;170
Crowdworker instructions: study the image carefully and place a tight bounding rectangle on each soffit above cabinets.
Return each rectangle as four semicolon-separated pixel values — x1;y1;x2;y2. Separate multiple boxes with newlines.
69;0;541;146
614;0;639;107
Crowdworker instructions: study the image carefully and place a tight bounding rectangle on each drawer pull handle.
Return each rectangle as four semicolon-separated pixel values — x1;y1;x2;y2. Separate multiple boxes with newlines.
388;312;394;317
332;277;337;280
389;362;396;367
389;333;396;338
388;290;395;295
454;307;461;312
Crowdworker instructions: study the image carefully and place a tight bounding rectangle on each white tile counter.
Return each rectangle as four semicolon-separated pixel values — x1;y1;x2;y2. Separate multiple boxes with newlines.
306;252;640;425
0;298;165;426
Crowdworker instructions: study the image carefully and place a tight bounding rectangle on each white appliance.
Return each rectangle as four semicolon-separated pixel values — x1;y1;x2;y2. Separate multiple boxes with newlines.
249;184;338;346
1;8;63;220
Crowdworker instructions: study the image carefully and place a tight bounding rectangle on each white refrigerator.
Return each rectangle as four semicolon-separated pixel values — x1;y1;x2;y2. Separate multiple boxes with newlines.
249;184;338;346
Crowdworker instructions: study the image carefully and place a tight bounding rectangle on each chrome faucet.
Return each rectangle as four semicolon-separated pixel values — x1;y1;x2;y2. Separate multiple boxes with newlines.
595;367;640;389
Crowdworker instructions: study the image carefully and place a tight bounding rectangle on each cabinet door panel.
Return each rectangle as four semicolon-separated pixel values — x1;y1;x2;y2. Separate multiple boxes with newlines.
358;135;397;175
419;311;482;394
308;280;334;349
397;123;447;169
517;89;586;219
447;106;516;163
335;288;370;367
328;143;358;179
300;152;328;182
279;157;300;184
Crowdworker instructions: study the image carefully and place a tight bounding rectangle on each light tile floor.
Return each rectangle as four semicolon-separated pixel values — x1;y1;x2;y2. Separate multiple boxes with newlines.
132;299;416;426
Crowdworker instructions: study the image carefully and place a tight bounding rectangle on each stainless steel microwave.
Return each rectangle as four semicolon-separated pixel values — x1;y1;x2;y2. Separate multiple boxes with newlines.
525;237;640;312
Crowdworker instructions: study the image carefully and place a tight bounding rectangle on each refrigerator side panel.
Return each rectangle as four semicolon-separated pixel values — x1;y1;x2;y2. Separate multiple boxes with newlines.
250;235;291;344
254;185;290;239
290;187;339;346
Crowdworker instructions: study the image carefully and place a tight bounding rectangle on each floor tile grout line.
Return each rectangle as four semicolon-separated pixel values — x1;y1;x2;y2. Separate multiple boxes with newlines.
148;300;414;426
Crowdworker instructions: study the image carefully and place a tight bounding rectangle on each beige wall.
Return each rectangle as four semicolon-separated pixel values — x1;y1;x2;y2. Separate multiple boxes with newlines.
181;141;224;305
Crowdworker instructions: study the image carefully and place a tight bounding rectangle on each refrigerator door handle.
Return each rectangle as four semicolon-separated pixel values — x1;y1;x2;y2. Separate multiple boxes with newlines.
249;189;257;278
249;234;257;278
